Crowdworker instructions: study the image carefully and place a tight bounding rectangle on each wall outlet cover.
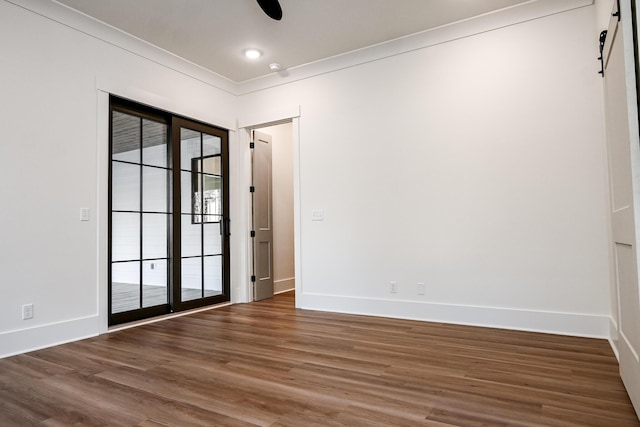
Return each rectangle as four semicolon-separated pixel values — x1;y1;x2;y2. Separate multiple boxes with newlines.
22;303;34;320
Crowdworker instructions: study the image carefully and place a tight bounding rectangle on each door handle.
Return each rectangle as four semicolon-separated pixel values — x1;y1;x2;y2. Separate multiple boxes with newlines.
224;218;231;236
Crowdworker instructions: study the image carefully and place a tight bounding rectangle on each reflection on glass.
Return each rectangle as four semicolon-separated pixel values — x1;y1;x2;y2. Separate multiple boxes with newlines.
143;167;168;213
201;155;221;175
112;162;140;212
181;128;200;171
192;155;222;223
143;260;168;308
112;212;140;261
194;176;222;223
143;214;168;259
181;171;195;215
142;119;168;168
181;214;201;257
112;111;140;163
204;223;222;256
181;257;202;301
204;256;222;297
111;261;140;313
203;134;221;157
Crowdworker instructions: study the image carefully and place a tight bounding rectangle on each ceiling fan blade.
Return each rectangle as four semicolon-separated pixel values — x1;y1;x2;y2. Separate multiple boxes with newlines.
256;0;282;20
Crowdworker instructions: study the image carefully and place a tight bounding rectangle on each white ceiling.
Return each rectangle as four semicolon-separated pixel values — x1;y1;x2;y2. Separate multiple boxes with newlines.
54;0;529;83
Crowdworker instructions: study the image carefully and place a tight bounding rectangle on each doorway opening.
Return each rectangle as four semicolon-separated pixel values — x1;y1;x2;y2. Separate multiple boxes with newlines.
250;122;296;301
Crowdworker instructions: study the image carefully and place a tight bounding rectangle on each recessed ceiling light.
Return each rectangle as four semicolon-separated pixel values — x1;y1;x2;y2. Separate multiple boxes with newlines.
244;48;262;59
269;63;282;71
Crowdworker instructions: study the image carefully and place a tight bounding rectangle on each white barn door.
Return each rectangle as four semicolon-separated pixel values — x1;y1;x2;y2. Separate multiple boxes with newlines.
602;0;640;416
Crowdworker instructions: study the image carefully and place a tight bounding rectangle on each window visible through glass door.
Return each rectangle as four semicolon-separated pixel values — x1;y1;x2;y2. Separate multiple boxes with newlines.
177;125;225;305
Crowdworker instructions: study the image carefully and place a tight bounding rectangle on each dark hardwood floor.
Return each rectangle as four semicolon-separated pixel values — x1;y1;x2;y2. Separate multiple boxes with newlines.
0;291;638;426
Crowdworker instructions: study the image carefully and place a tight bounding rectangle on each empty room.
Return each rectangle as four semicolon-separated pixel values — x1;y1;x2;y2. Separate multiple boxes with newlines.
1;0;640;425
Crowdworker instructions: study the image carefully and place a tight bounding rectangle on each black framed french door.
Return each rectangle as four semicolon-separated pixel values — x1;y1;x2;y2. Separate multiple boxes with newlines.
172;118;230;312
108;96;230;326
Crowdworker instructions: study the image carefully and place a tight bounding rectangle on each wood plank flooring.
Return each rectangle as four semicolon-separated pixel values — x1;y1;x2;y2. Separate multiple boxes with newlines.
0;291;638;426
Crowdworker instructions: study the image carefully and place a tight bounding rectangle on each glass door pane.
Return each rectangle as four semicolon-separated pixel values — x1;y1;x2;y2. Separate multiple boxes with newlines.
176;124;226;309
109;104;170;325
111;261;140;314
143;260;167;308
204;256;223;297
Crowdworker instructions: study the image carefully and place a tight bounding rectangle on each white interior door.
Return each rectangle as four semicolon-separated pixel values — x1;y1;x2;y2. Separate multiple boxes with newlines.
252;130;274;301
602;0;640;415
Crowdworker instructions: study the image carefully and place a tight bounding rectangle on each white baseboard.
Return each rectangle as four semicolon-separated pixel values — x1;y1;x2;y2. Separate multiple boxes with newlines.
274;277;295;294
296;293;610;339
0;293;610;358
609;317;620;360
0;315;100;359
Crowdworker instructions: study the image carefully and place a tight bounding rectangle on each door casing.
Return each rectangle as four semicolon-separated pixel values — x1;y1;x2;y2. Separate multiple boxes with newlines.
237;107;301;306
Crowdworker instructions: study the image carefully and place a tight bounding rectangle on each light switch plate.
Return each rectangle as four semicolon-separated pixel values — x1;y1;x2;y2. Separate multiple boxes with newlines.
80;208;90;221
311;210;324;221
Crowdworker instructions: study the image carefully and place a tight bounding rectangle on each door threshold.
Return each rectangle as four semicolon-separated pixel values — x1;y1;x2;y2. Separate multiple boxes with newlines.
108;301;233;333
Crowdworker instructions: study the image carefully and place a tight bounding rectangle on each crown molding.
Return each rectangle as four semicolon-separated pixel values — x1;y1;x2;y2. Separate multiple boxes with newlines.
236;0;594;95
6;0;593;97
5;0;238;95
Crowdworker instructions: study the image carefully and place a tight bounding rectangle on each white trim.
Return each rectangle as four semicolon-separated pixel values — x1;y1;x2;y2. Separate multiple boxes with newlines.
95;77;237;132
238;105;301;130
236;0;594;94
96;89;239;327
6;0;592;96
292;118;302;305
97;89;110;334
0;315;100;359
274;277;295;294
621;330;640;362
230;125;249;304
237;108;302;305
6;0;236;95
233;127;253;304
297;293;610;339
610;316;620;360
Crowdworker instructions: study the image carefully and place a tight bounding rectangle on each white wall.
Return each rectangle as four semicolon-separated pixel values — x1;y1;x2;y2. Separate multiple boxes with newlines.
596;0;616;30
239;4;612;337
0;0;237;357
0;0;614;358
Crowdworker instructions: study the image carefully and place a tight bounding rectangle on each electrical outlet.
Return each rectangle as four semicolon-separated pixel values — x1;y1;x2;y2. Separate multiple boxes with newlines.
390;281;398;293
22;304;34;320
417;282;425;295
